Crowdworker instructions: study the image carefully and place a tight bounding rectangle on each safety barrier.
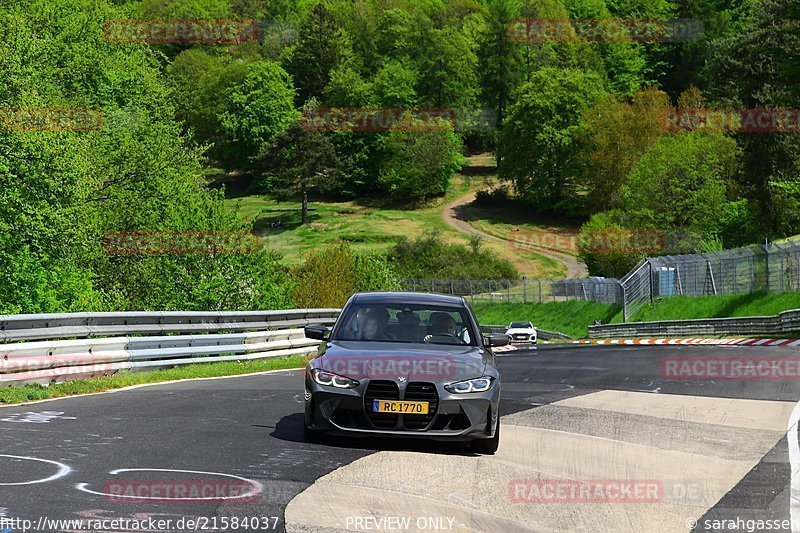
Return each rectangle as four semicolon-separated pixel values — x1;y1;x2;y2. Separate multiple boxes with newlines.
0;310;339;387
588;308;800;339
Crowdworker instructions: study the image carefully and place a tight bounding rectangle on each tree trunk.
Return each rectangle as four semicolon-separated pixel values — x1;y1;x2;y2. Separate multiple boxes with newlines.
301;185;308;225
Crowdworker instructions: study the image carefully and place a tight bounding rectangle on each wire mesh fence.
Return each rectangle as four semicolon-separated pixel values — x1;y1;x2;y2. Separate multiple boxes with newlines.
624;239;800;320
401;239;800;322
399;277;622;305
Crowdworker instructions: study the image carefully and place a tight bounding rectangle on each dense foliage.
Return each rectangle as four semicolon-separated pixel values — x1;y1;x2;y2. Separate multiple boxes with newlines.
2;0;797;313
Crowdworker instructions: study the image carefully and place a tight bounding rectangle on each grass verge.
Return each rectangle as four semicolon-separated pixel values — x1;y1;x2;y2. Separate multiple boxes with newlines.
472;301;623;339
0;354;308;406
631;292;800;322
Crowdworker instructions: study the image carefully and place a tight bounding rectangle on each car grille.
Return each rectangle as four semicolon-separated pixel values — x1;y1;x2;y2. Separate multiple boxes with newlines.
402;382;438;430
513;334;529;340
364;380;399;429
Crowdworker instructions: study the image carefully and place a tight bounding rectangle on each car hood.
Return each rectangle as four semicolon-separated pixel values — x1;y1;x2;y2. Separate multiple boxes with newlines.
318;341;487;382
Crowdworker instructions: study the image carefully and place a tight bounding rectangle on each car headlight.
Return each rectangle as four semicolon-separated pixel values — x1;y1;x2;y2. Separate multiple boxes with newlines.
445;376;494;394
309;368;359;389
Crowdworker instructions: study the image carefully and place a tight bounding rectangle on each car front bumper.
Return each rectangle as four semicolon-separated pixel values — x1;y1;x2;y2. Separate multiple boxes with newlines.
305;378;500;441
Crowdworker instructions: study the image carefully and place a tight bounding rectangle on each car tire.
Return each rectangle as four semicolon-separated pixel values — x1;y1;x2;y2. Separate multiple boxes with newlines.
472;417;500;455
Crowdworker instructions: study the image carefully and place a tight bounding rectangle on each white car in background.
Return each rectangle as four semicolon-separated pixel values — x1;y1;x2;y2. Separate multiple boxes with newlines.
506;321;537;345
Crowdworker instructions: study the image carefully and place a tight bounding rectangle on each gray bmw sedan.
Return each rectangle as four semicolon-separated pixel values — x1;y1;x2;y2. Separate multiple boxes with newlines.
303;292;509;454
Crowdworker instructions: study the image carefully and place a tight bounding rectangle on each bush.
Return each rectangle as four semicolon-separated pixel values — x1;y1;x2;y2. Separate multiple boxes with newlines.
473;185;511;207
387;230;518;280
291;243;401;308
577;211;646;278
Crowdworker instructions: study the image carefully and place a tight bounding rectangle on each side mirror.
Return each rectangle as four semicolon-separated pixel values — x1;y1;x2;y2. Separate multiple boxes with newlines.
485;333;510;348
305;325;331;341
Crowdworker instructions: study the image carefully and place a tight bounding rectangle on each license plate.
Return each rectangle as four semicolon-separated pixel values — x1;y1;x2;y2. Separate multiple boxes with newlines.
373;400;429;414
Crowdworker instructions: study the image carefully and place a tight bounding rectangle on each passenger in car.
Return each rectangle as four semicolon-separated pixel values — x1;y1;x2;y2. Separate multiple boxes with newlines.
360;308;395;341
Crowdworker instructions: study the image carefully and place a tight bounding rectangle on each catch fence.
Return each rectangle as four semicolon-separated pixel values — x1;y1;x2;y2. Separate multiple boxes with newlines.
402;239;800;322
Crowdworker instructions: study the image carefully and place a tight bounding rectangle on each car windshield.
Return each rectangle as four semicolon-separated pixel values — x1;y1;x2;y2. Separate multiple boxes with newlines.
334;303;477;346
509;322;531;328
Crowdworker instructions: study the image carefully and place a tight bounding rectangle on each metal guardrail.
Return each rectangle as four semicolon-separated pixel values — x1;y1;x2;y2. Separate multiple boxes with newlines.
588;308;800;339
0;310;340;387
0;309;340;342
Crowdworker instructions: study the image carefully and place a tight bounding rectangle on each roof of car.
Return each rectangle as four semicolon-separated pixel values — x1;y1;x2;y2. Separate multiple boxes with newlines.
351;291;465;306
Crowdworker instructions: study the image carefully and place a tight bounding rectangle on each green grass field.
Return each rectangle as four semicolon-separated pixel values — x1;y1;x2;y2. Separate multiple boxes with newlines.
460;203;581;256
223;165;566;278
631;292;800;322
471;292;800;339
473;301;623;338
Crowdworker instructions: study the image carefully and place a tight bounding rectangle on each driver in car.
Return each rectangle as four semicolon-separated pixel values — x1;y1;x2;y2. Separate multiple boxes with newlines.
423;313;457;342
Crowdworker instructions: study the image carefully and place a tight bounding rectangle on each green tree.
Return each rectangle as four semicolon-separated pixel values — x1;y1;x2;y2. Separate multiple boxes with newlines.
377;119;464;203
217;60;298;167
580;87;670;212
478;0;522;131
498;68;608;212
252;121;340;225
286;2;348;103
708;0;800;237
621;132;740;236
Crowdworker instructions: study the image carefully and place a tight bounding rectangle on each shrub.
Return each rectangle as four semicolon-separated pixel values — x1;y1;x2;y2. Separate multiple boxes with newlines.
291;243;401;308
387;230;518;280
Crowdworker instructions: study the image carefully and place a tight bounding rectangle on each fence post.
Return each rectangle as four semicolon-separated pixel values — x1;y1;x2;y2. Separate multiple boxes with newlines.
619;280;628;322
648;260;654;303
522;276;527;303
538;279;542;303
765;242;770;293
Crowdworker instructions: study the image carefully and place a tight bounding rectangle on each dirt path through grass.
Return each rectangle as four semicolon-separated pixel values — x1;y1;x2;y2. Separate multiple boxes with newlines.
442;158;588;279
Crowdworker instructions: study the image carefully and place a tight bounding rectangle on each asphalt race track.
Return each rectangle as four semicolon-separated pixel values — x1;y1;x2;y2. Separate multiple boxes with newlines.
2;344;799;533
